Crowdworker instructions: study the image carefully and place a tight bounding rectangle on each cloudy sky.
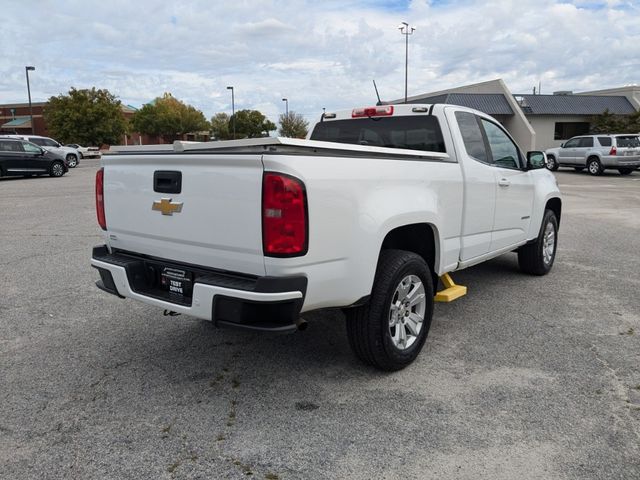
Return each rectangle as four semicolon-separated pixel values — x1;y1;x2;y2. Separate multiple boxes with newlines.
1;0;639;124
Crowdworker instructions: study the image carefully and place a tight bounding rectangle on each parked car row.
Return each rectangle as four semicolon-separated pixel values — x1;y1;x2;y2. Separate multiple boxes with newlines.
545;134;640;175
0;135;103;179
0;137;69;178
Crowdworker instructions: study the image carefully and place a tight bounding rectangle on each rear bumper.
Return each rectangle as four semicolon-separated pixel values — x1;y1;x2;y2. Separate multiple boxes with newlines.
91;245;307;332
600;155;640;168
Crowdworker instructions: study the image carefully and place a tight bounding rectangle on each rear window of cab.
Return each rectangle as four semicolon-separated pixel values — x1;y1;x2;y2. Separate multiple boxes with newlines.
310;116;446;153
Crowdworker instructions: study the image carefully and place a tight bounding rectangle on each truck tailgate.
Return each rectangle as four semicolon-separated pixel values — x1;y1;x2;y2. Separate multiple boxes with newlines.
102;154;266;276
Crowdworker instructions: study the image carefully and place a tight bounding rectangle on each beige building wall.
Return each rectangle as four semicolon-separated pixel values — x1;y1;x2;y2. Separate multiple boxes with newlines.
526;115;592;150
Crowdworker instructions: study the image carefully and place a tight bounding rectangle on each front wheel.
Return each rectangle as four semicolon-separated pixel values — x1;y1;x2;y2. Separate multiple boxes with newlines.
518;210;558;275
345;250;434;371
50;161;65;177
546;155;559;171
618;168;633;175
66;154;78;168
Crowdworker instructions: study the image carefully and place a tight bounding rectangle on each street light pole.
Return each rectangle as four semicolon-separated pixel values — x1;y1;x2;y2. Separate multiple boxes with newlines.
25;66;35;134
226;86;235;139
282;98;288;116
398;22;415;103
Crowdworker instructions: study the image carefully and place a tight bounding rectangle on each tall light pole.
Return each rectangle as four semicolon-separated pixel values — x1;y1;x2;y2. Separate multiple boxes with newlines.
282;98;288;116
226;86;235;139
25;66;35;134
398;22;415;103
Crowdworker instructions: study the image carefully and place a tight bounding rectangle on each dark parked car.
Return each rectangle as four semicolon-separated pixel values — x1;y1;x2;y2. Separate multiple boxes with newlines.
0;138;68;178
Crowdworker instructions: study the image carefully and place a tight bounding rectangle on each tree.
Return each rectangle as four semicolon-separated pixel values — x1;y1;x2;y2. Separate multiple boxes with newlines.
210;112;233;140
278;111;309;138
43;87;127;145
232;109;277;138
131;93;210;141
590;108;640;134
589;109;626;134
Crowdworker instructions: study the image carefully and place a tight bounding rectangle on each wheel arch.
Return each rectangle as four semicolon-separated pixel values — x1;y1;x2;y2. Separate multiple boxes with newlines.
545;197;562;227
379;223;439;288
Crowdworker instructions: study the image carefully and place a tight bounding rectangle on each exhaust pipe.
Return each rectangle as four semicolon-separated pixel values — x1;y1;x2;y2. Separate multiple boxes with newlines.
296;318;308;331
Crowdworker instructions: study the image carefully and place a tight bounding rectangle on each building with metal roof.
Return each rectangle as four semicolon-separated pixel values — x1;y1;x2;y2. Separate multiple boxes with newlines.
389;79;640;151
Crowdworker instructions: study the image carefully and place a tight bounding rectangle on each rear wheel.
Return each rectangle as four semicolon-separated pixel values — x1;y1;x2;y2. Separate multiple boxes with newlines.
66;154;78;168
345;250;434;371
50;161;65;177
587;157;603;176
518;210;558;275
618;168;633;175
545;155;559;171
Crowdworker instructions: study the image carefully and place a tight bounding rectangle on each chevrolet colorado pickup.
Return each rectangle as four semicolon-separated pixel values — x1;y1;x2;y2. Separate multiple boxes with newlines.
91;104;562;370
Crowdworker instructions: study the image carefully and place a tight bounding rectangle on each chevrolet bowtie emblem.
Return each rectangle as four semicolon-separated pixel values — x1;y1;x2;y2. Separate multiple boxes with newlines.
152;198;183;216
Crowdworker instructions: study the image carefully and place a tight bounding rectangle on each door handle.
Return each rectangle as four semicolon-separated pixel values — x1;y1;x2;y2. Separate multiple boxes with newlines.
498;178;510;187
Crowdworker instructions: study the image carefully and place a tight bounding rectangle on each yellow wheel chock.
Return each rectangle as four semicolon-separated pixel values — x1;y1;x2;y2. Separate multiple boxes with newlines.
434;273;467;303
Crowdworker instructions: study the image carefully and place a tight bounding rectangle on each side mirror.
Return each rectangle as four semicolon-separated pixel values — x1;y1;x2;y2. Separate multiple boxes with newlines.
560;142;565;148
39;148;47;155
526;151;546;170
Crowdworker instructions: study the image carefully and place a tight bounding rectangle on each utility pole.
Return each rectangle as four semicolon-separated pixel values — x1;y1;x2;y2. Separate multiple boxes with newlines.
398;22;415;103
25;66;35;134
226;86;235;139
282;98;288;116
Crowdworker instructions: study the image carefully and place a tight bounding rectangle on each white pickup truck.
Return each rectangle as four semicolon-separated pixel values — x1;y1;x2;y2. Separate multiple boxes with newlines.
91;104;562;370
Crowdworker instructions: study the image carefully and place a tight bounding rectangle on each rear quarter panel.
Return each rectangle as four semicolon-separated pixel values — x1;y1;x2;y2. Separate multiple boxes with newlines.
262;154;463;312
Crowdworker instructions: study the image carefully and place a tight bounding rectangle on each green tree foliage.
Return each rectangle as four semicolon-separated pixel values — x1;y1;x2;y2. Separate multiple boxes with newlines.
232;109;277;138
590;109;640;134
278;111;309;138
210;112;233;140
131;93;210;141
43;87;127;145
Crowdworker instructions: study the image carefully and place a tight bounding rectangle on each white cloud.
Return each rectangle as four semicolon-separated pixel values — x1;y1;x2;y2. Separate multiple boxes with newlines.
0;0;638;125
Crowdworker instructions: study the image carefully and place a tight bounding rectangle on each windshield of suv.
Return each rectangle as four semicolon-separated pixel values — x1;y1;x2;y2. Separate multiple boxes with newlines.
310;116;446;153
616;136;640;148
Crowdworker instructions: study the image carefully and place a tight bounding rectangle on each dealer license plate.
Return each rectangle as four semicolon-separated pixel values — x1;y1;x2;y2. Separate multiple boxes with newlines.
160;267;193;298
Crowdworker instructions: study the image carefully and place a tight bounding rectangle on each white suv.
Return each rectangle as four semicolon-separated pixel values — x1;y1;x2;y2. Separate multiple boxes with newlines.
545;134;640;176
0;135;81;168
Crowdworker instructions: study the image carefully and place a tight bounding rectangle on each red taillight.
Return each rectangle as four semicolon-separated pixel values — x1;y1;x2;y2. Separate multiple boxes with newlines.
96;168;106;230
262;173;307;256
352;106;394;118
609;146;617;156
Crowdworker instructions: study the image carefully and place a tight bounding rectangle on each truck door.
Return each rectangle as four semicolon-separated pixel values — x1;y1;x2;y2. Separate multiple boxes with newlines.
575;136;594;165
559;137;580;165
448;109;496;261
478;118;535;251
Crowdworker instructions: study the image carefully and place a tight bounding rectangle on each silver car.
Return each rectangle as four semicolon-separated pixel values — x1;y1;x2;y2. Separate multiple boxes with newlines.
545;134;640;176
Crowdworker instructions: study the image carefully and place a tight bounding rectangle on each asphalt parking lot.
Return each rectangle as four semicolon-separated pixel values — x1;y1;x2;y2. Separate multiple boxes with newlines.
1;161;639;480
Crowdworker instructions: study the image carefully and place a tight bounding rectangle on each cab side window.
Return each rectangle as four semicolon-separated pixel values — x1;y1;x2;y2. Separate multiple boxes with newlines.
480;119;521;169
563;138;580;148
0;140;24;152
28;137;46;146
22;142;42;153
578;137;594;148
455;111;489;164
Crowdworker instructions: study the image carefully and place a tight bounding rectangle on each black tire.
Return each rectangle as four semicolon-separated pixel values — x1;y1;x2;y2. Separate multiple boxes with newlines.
545;155;559;171
574;167;584;172
345;250;434;371
618;168;633;175
587;157;603;176
50;161;65;177
66;154;78;168
518;210;558;276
